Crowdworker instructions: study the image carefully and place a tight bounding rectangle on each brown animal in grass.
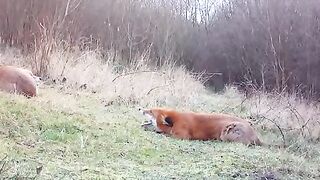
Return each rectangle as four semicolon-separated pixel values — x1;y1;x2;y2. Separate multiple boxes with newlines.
0;65;40;97
140;108;262;146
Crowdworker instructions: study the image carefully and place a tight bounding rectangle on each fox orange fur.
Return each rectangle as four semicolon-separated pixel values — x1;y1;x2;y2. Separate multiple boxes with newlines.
0;65;39;97
140;108;262;146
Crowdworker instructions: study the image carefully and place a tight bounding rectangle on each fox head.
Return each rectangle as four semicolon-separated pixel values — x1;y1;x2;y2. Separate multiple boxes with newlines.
139;108;174;134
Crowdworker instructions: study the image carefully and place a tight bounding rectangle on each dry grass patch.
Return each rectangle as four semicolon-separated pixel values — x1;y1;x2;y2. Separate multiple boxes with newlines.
46;49;206;107
247;93;320;141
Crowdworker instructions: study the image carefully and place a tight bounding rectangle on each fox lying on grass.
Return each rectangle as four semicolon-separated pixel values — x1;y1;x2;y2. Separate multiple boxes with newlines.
139;108;263;146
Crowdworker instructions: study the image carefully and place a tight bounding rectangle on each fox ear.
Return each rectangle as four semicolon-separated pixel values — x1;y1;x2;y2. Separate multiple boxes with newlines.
163;117;173;127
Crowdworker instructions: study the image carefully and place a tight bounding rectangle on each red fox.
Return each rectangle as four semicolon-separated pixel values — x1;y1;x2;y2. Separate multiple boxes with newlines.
140;108;262;146
0;65;40;97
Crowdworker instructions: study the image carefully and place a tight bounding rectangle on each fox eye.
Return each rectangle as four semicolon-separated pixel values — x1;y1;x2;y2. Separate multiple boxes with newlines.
163;117;173;127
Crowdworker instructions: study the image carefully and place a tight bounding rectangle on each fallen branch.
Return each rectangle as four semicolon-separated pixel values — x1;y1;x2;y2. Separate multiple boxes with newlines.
112;70;165;82
146;84;170;95
0;155;8;174
255;115;286;146
286;101;312;137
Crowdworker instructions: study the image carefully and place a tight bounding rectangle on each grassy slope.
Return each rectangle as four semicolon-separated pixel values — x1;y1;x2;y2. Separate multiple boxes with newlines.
0;86;319;179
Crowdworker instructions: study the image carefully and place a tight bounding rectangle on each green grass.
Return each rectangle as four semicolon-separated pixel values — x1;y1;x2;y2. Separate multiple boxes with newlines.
0;88;319;179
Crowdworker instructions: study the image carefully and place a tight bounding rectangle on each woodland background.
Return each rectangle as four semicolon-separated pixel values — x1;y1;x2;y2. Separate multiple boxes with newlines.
0;0;319;98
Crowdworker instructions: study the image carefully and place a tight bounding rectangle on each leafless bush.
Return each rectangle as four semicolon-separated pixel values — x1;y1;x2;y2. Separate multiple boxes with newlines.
0;0;194;70
191;0;320;98
0;0;320;97
246;91;320;144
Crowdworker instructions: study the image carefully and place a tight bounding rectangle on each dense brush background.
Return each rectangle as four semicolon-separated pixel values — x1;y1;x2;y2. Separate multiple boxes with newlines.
1;0;320;96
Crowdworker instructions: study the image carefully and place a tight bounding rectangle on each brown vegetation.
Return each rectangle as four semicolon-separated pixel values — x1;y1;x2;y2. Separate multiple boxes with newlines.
0;0;320;98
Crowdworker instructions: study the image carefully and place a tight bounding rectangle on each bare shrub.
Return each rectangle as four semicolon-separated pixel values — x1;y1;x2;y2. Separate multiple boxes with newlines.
1;0;320;97
246;92;320;141
191;0;320;97
0;46;35;72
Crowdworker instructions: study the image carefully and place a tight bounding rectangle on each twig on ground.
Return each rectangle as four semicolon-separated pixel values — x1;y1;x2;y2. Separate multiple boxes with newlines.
286;101;312;137
112;70;165;82
146;85;170;95
0;155;8;174
257;115;286;146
